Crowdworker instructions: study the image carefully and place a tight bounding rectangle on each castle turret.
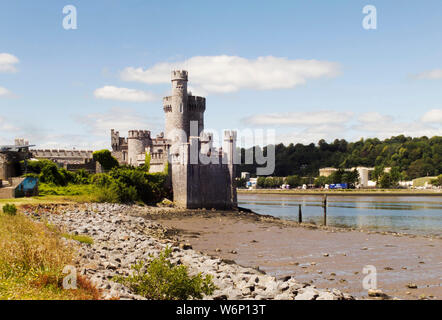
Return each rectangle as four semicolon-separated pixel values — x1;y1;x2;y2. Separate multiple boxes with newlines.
127;130;152;166
164;70;189;143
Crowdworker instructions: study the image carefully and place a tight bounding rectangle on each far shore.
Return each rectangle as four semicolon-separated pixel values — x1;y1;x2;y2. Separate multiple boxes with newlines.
237;188;442;197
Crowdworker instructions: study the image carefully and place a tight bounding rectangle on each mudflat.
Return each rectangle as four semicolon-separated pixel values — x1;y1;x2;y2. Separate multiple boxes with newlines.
152;211;441;300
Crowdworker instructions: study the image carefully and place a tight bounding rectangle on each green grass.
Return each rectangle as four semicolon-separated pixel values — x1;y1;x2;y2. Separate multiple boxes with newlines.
0;210;100;299
61;233;94;245
38;183;99;197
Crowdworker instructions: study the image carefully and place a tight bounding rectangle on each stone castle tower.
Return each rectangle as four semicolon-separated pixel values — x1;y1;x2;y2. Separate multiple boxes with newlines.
111;70;237;210
164;70;236;209
127;130;152;166
163;70;205;142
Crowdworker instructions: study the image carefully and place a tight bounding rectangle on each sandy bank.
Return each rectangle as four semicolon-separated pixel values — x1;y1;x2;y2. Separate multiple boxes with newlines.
151;209;441;300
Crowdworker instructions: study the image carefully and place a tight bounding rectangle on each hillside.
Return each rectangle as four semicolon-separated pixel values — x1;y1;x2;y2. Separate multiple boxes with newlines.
238;135;442;180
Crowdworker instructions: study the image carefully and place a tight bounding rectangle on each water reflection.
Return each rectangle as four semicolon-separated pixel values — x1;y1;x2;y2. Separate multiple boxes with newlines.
238;194;442;237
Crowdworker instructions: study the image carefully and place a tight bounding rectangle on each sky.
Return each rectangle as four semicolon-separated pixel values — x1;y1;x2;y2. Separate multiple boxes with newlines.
0;0;441;150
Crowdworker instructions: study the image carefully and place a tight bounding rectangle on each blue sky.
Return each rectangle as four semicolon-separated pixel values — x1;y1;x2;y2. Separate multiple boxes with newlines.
0;0;441;150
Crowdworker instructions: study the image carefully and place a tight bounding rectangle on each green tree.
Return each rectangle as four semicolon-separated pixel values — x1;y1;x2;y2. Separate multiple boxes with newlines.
431;175;442;186
379;173;393;188
93;149;119;171
314;176;328;187
285;175;301;188
372;166;384;184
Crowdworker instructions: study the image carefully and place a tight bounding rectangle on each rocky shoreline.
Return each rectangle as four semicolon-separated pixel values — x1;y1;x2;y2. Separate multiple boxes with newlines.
23;203;354;300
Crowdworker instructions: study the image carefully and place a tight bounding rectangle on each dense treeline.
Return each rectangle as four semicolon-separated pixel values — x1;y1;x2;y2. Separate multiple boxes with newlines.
238;135;442;180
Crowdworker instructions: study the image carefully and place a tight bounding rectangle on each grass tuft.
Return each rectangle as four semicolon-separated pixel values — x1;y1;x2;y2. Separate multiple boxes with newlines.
61;233;94;245
0;212;100;300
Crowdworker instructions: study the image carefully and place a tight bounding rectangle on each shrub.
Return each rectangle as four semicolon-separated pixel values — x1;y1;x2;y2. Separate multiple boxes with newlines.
25;159;55;174
145;152;151;172
95;184;120;203
114;247;216;300
39;162;67;186
2;204;17;215
107;167;170;204
93;150;119;171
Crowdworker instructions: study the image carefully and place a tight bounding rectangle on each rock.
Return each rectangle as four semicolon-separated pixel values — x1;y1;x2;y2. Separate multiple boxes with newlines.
323;253;329;257
294;288;319;300
406;283;418;289
179;243;192;250
26;202;357;301
274;292;292;300
316;292;338;300
368;289;389;299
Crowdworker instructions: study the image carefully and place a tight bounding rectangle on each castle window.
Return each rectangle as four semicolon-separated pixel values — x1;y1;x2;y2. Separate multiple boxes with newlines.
180;103;183;113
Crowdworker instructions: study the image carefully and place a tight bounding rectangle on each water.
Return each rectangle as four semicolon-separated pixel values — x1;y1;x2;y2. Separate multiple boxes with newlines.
238;193;442;237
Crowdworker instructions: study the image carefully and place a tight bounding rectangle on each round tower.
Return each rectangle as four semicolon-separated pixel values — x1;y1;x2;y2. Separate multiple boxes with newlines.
164;70;189;143
187;95;206;137
127;130;151;166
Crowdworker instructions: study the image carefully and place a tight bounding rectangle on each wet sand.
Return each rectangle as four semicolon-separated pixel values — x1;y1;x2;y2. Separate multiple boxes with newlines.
153;212;441;300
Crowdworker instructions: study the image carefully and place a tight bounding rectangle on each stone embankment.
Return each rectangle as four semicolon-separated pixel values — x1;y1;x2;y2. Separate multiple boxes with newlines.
23;203;353;300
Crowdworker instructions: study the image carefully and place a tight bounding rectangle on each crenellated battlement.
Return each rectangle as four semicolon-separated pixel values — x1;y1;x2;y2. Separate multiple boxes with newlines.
171;70;188;81
187;96;206;113
128;130;151;139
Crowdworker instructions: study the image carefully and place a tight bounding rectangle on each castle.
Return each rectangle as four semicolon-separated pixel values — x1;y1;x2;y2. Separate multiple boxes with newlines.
111;70;237;209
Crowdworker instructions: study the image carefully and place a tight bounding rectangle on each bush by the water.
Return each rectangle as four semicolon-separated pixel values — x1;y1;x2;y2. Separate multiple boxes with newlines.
2;204;17;215
114;247;216;300
29;159;171;205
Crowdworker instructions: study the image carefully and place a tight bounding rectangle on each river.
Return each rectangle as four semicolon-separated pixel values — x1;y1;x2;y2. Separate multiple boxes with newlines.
238;193;442;237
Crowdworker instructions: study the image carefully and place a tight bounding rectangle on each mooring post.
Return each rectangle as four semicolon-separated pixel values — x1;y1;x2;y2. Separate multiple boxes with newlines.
323;195;327;226
298;204;302;223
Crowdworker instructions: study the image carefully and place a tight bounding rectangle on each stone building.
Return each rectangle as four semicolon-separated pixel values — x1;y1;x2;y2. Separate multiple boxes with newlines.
0;139;38;198
111;129;168;172
111;70;237;209
30;149;99;173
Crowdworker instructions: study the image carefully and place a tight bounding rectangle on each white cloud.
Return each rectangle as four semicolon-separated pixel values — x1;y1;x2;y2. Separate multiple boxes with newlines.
354;112;442;139
414;69;442;80
421;109;442;123
74;107;160;136
357;112;393;124
0;86;11;97
121;55;340;94
0;53;19;73
94;86;156;102
242;110;353;126
240;109;442;146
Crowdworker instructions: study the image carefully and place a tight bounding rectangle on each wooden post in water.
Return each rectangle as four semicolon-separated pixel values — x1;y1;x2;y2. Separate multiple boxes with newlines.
298;204;302;223
323;195;327;226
